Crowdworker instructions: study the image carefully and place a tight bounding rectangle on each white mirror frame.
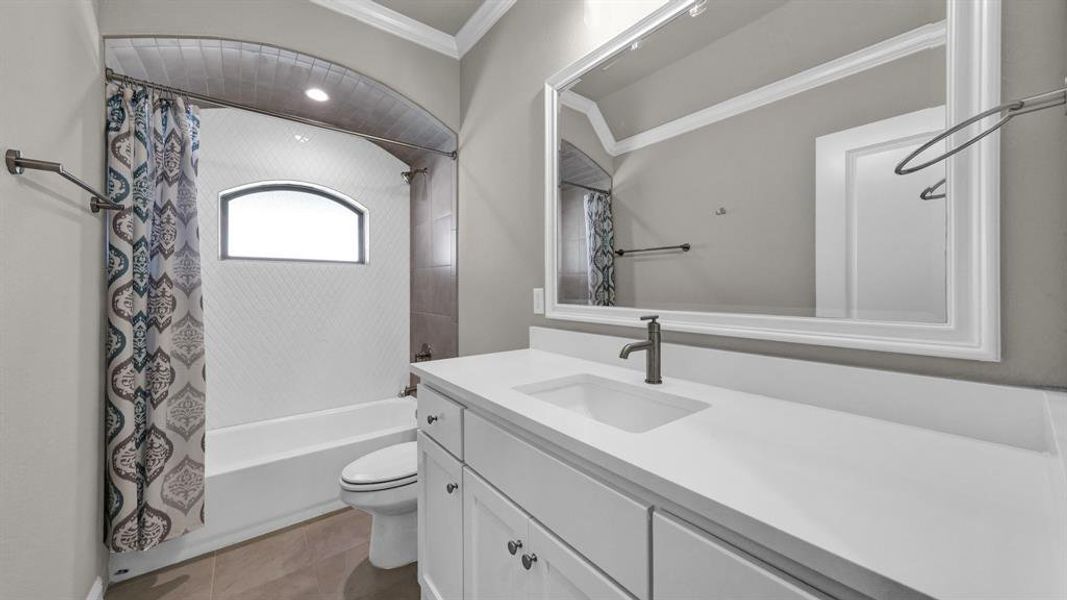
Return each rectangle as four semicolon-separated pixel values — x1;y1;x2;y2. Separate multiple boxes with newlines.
544;0;1001;361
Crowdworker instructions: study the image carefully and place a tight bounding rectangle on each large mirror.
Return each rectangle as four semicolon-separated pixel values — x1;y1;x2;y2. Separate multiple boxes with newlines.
545;0;1000;360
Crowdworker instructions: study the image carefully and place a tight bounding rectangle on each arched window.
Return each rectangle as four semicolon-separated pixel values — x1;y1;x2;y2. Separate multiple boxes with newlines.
219;181;367;264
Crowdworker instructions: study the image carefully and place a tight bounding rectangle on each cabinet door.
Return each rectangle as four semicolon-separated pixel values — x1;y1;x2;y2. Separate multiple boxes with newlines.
653;512;824;600
464;412;649;599
526;520;635;600
418;432;464;600
463;468;529;600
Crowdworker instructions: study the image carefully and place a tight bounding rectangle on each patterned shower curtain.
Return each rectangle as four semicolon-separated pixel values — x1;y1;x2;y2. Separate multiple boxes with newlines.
584;192;615;306
104;82;207;552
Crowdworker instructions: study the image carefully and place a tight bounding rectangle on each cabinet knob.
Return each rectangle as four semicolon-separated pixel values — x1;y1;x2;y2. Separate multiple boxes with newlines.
507;539;523;555
446;482;458;494
426;414;439;425
521;553;538;570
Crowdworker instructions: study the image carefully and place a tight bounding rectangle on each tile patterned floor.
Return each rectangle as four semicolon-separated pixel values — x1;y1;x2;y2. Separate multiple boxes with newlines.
107;509;419;600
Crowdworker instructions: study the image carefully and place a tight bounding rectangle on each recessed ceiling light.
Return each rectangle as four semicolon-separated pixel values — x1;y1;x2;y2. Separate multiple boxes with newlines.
305;88;329;102
689;0;708;17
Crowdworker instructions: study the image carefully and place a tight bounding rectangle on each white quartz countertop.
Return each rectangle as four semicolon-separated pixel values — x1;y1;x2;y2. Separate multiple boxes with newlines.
413;349;1067;600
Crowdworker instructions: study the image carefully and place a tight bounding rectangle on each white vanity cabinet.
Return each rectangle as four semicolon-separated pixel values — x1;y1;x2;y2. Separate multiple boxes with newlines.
462;466;531;600
653;512;825;600
463;466;633;600
417;383;839;600
418;432;464;600
526;519;634;600
463;411;650;598
418;385;465;458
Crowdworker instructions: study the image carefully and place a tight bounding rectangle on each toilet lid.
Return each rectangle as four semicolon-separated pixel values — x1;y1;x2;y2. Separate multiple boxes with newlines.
341;441;417;486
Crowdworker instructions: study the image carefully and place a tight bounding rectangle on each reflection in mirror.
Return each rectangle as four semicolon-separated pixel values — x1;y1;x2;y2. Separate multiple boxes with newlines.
558;0;948;323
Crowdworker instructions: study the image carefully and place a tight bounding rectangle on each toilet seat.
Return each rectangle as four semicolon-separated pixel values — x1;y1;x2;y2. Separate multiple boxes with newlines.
340;475;416;492
340;441;417;492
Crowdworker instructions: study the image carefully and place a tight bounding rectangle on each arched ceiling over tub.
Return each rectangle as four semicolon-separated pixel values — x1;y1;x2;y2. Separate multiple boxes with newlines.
104;36;457;165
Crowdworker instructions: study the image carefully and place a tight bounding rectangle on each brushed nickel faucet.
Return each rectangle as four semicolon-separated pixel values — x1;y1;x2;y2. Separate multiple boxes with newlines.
619;315;662;384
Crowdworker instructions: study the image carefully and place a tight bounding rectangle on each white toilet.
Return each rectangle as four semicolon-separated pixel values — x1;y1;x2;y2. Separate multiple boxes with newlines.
338;441;418;569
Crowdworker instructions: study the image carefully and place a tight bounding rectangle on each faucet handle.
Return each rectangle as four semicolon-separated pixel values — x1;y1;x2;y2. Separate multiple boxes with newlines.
640;315;659;322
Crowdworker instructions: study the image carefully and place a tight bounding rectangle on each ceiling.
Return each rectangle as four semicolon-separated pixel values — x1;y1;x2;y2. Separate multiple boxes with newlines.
104;37;456;165
572;1;788;101
375;0;485;35
566;0;945;154
559;141;611;190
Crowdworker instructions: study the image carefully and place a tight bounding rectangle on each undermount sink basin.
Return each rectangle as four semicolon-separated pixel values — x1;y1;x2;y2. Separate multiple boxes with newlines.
514;374;707;433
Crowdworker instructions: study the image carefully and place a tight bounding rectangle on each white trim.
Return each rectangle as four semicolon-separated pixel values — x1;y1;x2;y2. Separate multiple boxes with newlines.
560;90;618;155
545;0;1001;361
456;0;517;57
85;577;104;600
814;107;948;321
564;20;947;157
309;0;516;59
310;0;457;58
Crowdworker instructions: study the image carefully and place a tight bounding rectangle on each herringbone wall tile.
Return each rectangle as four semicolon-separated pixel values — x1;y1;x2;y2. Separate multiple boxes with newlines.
198;109;410;429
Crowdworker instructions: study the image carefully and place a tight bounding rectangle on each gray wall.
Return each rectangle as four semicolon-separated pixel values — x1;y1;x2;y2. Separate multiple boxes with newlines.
0;2;108;598
459;0;651;356
607;49;944;314
459;0;1067;389
98;0;461;131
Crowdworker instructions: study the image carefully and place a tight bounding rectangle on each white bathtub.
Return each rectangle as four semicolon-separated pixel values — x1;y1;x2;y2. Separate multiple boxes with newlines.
109;396;416;581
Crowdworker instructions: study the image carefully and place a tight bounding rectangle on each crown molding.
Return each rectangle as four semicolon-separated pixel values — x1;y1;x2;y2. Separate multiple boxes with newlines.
565;19;947;157
456;0;517;56
309;0;515;60
559;90;619;155
310;0;458;57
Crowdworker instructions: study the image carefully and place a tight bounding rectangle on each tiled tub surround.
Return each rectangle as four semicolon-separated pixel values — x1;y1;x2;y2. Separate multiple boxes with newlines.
558;184;592;304
412;328;1067;600
410;152;458;363
110;398;416;581
107;508;419;600
198;108;412;429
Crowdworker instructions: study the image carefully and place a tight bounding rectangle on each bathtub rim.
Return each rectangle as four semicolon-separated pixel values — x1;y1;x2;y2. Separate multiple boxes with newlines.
206;396;416;477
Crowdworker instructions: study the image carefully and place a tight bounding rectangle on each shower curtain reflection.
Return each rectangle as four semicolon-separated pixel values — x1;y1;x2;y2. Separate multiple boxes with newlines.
584;191;615;306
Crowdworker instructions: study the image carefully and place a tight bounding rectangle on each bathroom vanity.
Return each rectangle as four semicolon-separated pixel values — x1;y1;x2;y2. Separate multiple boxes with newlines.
413;331;1067;600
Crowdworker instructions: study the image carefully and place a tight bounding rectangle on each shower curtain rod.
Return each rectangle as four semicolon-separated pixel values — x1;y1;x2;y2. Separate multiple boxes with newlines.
104;69;457;160
560;180;611;195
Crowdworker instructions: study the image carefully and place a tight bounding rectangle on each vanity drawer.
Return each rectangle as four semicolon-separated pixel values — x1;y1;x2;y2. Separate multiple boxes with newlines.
653;511;824;600
418;385;463;458
464;412;650;600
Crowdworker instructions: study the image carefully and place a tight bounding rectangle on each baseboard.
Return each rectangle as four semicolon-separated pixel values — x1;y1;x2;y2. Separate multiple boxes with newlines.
85;577;104;600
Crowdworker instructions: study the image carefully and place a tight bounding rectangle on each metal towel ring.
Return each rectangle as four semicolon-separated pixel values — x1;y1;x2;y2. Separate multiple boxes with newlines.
895;86;1067;175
